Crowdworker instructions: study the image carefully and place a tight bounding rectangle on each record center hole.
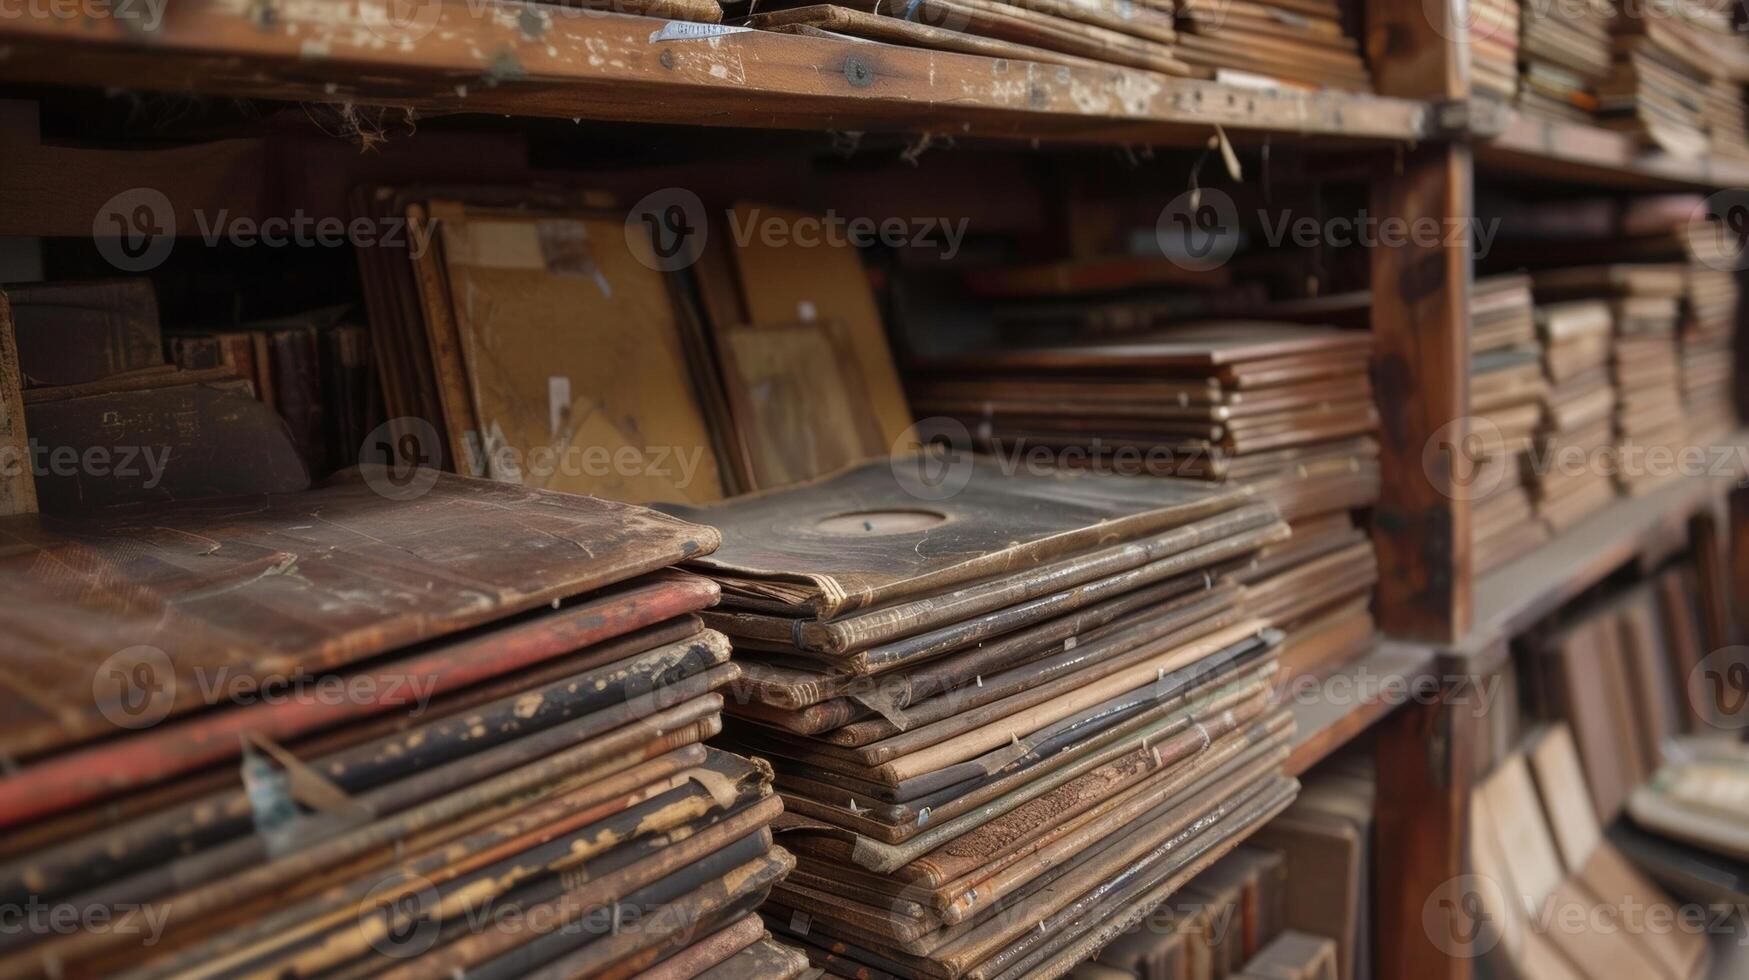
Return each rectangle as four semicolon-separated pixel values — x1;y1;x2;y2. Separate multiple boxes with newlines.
814;509;949;535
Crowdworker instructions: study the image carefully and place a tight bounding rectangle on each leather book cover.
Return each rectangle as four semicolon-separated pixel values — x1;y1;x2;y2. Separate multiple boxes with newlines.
0;297;35;515
1;278;162;387
23;379;309;515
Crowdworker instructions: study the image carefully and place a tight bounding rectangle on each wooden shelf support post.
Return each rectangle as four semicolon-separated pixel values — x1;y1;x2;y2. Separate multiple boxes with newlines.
1369;142;1474;644
1373;652;1484;980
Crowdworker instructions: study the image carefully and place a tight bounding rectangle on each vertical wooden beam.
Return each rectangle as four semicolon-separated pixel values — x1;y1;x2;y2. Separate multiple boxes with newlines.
1365;0;1469;102
1691;509;1734;650
0;295;36;516
1730;489;1749;639
1370;143;1473;644
1374;653;1484;980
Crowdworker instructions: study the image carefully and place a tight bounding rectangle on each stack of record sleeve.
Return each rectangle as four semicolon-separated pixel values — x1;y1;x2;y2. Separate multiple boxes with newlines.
1681;262;1740;446
1527;291;1618;533
1469;274;1550;573
0;471;802;980
1536;264;1688;496
666;459;1300;980
732;0;1191;76
1517;0;1612;123
906;320;1380;682
1604;0;1749;157
1598;24;1711;159
1706;77;1749;160
1470;0;1521;101
1170;0;1372;92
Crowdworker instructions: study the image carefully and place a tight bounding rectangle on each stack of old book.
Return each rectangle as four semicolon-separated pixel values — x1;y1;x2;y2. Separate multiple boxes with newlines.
1707;78;1749;159
0;279;374;481
1470;274;1550;573
907;321;1381;683
1526;291;1616;533
1517;0;1612;123
668;459;1300;980
1682;263;1739;445
1598;17;1712;159
1170;0;1372;92
166;306;374;477
1471;0;1520;101
0;473;803;980
1537;264;1687;496
733;0;1190;76
1;278;313;514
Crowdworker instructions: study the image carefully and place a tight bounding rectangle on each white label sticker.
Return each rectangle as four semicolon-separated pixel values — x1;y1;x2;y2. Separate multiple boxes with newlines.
548;377;571;438
649;21;754;42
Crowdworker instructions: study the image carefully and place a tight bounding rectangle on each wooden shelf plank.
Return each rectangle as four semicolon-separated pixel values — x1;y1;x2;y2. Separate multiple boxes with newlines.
1478;110;1749;190
0;0;1431;146
1456;433;1749;663
1284;641;1437;777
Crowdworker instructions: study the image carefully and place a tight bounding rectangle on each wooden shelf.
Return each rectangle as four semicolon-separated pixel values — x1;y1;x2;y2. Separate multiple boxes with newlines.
1478;109;1749;190
1284;641;1437;777
1453;437;1749;666
0;0;1432;147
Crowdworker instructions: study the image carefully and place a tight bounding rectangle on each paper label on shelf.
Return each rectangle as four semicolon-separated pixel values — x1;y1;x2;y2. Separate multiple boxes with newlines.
649;22;753;42
548;377;571;438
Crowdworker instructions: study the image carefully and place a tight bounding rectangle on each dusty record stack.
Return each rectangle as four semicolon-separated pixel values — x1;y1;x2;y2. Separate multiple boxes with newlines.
1169;0;1372;92
1470;0;1520;101
734;0;1189;77
1516;0;1612;123
1682;263;1739;445
1527;290;1616;534
1469;274;1550;573
0;472;802;980
1706;78;1749;160
1537;264;1687;496
1599;15;1712;159
908;321;1381;683
665;459;1301;980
